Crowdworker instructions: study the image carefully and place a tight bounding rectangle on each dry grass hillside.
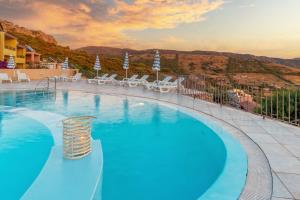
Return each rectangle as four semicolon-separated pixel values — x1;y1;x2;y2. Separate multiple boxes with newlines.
79;46;300;87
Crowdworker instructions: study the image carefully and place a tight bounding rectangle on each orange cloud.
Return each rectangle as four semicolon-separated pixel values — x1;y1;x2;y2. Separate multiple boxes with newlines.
9;0;224;48
109;0;223;29
79;3;92;13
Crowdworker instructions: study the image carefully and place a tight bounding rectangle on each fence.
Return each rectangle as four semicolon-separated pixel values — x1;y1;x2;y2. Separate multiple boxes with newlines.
34;77;57;91
178;75;300;126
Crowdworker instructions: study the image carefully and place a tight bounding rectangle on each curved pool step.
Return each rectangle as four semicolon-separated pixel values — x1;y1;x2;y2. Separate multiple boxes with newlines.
8;109;103;200
21;141;103;200
9;109;65;145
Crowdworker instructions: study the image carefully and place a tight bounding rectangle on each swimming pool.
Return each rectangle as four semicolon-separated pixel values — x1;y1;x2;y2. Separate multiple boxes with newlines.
0;90;247;200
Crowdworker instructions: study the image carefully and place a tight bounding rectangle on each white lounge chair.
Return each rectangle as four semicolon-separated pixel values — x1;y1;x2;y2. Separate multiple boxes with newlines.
17;71;30;82
49;76;59;81
68;73;82;81
119;74;138;86
87;73;108;84
98;74;117;85
0;73;12;83
154;77;185;93
128;75;149;87
144;76;173;90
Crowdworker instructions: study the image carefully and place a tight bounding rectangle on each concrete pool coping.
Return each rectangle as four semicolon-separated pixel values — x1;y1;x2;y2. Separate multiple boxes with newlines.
1;81;300;199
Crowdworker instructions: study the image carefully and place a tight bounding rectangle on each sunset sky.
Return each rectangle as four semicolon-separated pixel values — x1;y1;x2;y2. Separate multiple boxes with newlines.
0;0;299;58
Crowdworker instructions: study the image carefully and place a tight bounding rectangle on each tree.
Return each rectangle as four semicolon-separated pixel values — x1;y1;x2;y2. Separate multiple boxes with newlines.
255;89;300;124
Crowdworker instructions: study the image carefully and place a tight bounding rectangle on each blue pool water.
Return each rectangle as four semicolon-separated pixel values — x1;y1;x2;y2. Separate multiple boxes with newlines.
0;90;243;200
0;113;53;199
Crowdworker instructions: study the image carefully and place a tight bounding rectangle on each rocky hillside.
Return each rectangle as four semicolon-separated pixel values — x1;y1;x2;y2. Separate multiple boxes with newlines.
78;46;300;87
78;46;300;68
0;19;57;44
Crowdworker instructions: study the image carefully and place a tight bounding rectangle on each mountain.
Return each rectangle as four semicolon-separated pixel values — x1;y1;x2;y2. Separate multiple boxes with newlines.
78;46;300;87
78;46;300;68
0;19;57;44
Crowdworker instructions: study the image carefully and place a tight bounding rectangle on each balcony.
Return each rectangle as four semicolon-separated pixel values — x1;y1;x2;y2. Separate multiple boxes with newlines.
4;46;16;57
5;45;16;51
15;56;26;65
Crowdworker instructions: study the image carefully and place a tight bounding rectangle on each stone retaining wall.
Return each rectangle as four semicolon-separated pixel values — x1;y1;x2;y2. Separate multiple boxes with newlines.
0;68;78;80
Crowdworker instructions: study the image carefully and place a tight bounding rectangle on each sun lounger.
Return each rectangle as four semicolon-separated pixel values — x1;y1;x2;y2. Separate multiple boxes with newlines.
68;73;82;81
49;76;59;81
119;74;138;86
87;73;108;84
60;75;68;81
154;77;185;93
17;71;30;82
0;73;12;83
144;76;173;90
98;74;117;85
128;75;149;87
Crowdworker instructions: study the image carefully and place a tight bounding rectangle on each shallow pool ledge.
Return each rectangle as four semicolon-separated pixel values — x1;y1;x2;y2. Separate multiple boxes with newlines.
21;141;103;200
160;105;248;200
197;129;248;200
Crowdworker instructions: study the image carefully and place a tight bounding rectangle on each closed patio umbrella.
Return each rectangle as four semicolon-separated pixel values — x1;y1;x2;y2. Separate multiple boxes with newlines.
7;55;15;69
62;57;69;70
123;52;129;79
61;57;69;81
152;50;160;83
94;55;101;78
7;55;16;79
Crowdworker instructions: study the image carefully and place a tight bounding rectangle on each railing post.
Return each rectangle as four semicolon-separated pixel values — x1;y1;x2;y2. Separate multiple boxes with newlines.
260;88;263;115
270;89;273;118
282;90;285;121
265;94;268;117
288;89;291;123
277;89;279;119
296;90;298;125
177;74;179;95
55;77;57;90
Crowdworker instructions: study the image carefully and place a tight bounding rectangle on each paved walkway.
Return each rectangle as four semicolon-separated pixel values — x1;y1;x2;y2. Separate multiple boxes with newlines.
1;81;300;200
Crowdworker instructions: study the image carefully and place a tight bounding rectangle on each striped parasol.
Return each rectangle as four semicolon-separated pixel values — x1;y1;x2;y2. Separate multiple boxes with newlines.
152;50;160;82
7;55;15;69
123;52;129;79
62;57;69;70
94;55;101;77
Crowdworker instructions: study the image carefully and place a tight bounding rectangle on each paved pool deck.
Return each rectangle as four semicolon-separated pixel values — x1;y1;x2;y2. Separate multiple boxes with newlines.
1;81;300;200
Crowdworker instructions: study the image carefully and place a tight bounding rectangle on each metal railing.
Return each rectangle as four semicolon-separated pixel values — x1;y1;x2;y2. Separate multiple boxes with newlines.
35;77;57;92
177;75;300;126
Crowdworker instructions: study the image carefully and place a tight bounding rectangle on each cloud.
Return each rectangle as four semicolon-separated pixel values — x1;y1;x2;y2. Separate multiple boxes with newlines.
79;3;92;13
239;3;255;8
0;0;224;48
108;0;224;30
161;36;185;44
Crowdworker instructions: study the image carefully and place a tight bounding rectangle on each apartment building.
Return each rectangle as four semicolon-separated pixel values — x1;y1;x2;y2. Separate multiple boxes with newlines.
0;23;27;68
